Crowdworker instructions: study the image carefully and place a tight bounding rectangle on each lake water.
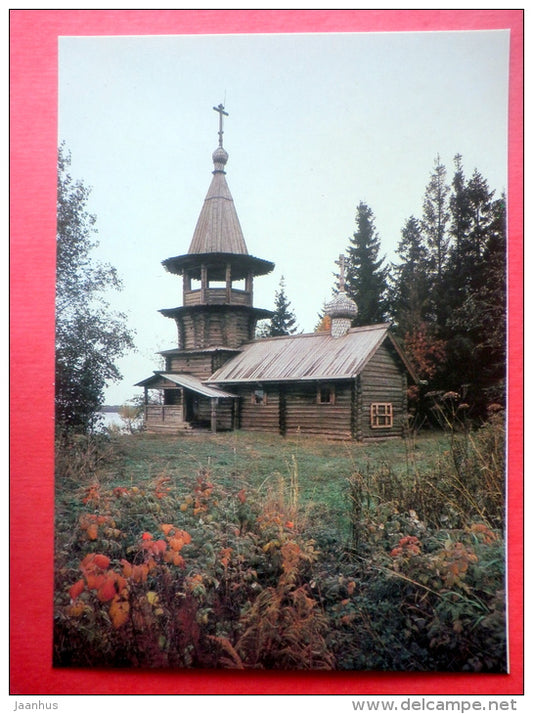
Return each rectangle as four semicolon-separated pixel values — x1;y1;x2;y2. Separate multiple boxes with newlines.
98;411;128;431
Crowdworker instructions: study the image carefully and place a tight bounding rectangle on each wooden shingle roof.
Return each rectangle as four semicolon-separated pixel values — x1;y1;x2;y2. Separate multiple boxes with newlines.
208;324;402;384
187;146;249;256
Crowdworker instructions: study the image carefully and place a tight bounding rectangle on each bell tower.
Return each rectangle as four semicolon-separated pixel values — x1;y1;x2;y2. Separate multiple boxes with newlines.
159;104;274;350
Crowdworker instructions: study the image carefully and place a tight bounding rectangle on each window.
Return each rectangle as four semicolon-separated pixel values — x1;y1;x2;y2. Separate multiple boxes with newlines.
317;384;335;404
370;403;393;428
252;388;267;405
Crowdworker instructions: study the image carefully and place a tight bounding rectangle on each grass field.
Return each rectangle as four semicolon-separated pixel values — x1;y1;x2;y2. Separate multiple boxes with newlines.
54;421;507;672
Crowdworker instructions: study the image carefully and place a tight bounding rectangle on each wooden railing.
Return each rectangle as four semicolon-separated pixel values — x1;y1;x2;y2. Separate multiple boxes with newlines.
145;405;184;424
183;288;251;306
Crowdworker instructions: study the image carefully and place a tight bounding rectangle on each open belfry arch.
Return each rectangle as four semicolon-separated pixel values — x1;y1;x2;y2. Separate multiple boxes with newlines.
136;106;417;439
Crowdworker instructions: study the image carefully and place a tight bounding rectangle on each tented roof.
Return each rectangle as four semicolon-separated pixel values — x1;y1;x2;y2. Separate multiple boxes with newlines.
187;156;248;256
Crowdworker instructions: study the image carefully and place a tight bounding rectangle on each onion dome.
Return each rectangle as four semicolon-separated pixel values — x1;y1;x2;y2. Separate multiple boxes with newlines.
212;145;229;173
325;255;358;338
325;290;358;320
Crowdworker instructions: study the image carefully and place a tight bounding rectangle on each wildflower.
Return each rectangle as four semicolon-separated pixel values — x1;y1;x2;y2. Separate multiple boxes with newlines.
142;532;153;541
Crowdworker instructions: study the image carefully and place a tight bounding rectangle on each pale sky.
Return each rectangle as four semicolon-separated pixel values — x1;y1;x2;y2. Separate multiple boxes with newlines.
58;30;509;405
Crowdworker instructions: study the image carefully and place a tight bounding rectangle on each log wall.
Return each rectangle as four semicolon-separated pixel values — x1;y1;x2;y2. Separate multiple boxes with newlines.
237;385;280;432
166;353;214;379
232;382;353;439
284;382;352;440
176;311;255;349
358;342;406;439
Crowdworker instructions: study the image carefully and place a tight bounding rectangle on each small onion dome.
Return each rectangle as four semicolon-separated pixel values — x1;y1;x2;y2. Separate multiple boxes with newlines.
325;290;358;320
212;145;229;173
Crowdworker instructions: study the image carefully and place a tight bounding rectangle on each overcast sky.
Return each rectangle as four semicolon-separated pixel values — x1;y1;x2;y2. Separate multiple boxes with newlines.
58;30;509;405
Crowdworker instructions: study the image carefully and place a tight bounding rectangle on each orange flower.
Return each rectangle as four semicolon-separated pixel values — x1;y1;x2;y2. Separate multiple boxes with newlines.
160;524;175;536
142;532;153;541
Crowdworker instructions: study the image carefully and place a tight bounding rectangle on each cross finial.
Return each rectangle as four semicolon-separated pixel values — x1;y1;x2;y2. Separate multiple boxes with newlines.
335;254;346;291
213;103;229;147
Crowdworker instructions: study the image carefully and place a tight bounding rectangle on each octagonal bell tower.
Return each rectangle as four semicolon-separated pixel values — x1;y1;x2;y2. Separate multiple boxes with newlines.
160;104;274;350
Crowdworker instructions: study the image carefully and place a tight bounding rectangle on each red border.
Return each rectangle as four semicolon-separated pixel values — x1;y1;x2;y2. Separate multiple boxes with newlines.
9;10;524;696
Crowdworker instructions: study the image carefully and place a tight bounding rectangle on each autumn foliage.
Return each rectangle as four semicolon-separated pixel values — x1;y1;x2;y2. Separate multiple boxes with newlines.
54;421;506;672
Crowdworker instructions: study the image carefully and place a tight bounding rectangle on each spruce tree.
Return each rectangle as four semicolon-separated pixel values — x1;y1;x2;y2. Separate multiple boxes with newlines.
268;276;298;336
445;180;507;411
345;202;389;326
389;215;431;336
421;156;450;330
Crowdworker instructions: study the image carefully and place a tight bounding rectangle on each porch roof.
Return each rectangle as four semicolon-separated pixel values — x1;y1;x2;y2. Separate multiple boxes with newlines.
135;372;238;399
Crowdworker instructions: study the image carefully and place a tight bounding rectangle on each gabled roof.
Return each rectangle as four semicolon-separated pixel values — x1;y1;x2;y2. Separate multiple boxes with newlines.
135;372;237;399
208;323;415;384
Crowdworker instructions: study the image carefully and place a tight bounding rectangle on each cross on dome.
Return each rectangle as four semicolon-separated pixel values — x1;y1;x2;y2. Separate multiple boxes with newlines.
335;254;347;291
213;103;228;148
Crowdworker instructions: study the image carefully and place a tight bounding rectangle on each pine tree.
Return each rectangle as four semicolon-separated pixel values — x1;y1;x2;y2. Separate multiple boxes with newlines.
345;202;389;326
268;276;298;336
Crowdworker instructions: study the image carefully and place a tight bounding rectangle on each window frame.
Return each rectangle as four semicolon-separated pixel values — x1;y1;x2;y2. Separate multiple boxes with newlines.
317;383;336;405
370;402;393;429
251;388;267;405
